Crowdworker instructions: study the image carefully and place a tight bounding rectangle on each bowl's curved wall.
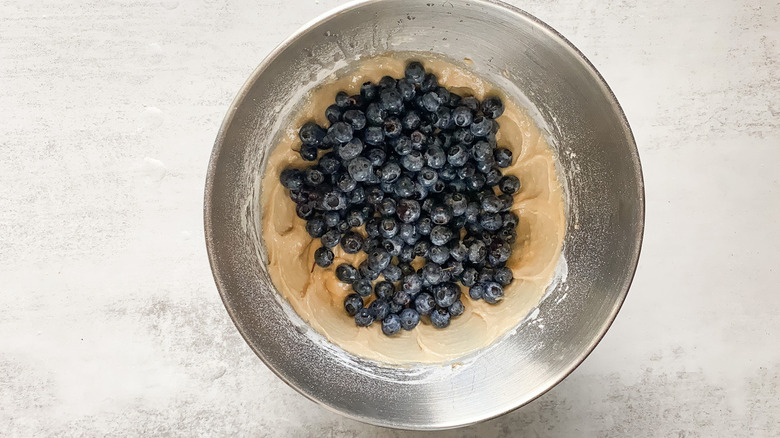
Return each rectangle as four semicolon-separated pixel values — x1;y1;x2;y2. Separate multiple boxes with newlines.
205;0;643;430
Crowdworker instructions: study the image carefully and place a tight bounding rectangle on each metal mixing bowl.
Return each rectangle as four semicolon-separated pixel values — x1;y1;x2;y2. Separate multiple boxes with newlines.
204;0;644;430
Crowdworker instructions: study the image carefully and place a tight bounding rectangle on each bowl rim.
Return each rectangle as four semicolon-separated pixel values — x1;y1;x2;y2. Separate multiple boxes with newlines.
204;0;645;430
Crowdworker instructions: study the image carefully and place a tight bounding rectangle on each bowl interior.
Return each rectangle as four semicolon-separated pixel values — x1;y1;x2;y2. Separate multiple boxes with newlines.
205;0;643;430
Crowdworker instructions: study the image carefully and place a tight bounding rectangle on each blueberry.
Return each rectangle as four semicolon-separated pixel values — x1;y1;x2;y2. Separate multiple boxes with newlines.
347;185;366;204
397;78;416;101
396;199;421;223
418;167;438;187
420;73;438;92
378;197;396;216
422;198;435;213
482;281;504;304
365;149;385;168
464;202;480;223
488;239;511;265
457;162;476;180
413;239;430;258
378;161;401;183
494;147;513;168
388;301;403;315
445;258;464;278
452;106;473;127
453;128;475;145
383;236;404;256
363;237;381;254
412;181;429;201
360;82;378;101
320;229;341;248
365;217;381;238
321;190;347;211
498;194;513;211
342;109;366;131
470;116;493;137
393;290;412;306
405;61;426;84
399;308;420;330
430;244;451;265
397;262;414;277
382;313;402;336
402;111;421;130
379;217;399;239
380;88;403;113
481;96;504;119
451;214;467;230
498;226;517;244
358;262;379;283
471;141;491;162
482;195;503;213
279;169;303;190
468;283;485;300
499;175;521;195
334;91;350;108
299;144;318;161
430;225;453;246
421;262;444;285
398;222;416;241
431;204;453;225
433;106;453;129
439;164;457;182
325;104;342;124
457;95;476;112
369;299;391;321
421;92;441;112
347;157;372;182
447;144;469;167
295;203;314;219
402;274;423;295
305;217;326;238
336;219;350;233
317;152;339;172
382;264;403;282
366;102;387;126
465;173;486;191
374;281;395;301
368;248;392;272
480;212;503;231
409;130;427;150
347;209;367;227
468;240;487;263
414;292;436;315
347;94;365;109
494;267;513;286
422;147;444;171
433;282;460;307
364;126;384;145
443;301;464;320
503;212;519;229
401;150;424;172
475;159;493;174
328;121;353;143
366;186;384;204
379;75;397;89
430;308;451;328
393;175;416;198
398;244;414;263
393;136;413;155
335;172;357;192
354;308;374;327
340;231;364;254
299;122;326;146
351;279;372;297
449;240;468;262
314;247;334;267
344;294;363;316
416;217;432;235
485;167;502;186
324;211;340;228
383;116;402;139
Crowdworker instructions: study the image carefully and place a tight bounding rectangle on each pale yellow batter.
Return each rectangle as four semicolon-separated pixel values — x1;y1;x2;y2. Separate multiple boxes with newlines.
260;55;565;364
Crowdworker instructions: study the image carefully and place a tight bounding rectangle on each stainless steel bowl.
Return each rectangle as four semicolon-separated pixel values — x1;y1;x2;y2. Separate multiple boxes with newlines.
205;0;644;430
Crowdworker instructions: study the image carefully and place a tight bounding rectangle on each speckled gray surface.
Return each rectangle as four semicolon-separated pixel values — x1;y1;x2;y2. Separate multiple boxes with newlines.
1;0;778;436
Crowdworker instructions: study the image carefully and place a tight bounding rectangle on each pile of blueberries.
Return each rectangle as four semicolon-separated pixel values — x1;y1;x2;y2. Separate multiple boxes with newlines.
279;61;522;336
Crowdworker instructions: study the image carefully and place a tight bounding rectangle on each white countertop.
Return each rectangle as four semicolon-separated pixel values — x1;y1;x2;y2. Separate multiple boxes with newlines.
2;0;778;436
